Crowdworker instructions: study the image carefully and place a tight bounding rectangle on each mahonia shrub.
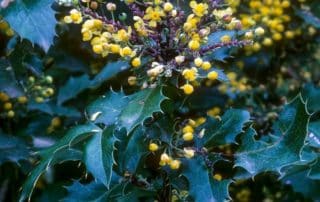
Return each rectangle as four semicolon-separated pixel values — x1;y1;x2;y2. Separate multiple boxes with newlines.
0;0;319;201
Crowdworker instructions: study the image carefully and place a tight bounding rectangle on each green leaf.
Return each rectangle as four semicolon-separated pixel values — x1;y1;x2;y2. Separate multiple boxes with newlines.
117;87;167;133
116;126;148;174
0;132;30;166
308;158;320;180
0;59;24;97
235;95;310;176
84;126;117;188
88;87;167;133
202;109;250;146
308;121;320;147
63;181;109;202
19;124;101;202
57;75;91;105
295;9;320;29
58;61;129;105
282;165;320;200
28;101;81;117
0;0;57;51
86;90;129;125
302;83;320;112
91;60;129;86
182;157;231;202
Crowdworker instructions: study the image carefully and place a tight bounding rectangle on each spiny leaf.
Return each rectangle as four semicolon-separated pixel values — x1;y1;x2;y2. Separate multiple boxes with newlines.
202;109;250;146
0;0;57;52
84;126;117;188
182;157;231;202
86;90;129;125
117;86;167;133
115;126;148;174
0;132;30;166
58;61;129;105
235;95;310;176
62;181;109;202
19;124;101;202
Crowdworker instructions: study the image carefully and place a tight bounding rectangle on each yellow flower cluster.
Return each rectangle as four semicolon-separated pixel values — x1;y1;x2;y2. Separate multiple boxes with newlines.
226;0;304;54
64;9;83;24
0;92;28;118
63;0;243;95
28;75;55;103
182;118;206;142
159;153;181;170
218;72;251;93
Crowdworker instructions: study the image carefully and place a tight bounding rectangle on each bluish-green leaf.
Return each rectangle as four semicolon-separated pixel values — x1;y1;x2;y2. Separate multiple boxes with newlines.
117;87;167;133
0;132;30;166
235;95;310;176
182;157;231;202
86;90;129;125
0;59;23;97
84;126;117;188
116;126;148;174
63;181;108;202
203;109;250;146
19;124;101;202
0;0;57;51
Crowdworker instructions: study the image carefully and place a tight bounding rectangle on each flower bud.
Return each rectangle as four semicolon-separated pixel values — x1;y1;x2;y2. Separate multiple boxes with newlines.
106;2;116;11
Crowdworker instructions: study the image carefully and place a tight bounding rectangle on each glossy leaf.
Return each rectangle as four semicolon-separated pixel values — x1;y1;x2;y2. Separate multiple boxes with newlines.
84;126;117;188
0;0;56;51
235;95;310;176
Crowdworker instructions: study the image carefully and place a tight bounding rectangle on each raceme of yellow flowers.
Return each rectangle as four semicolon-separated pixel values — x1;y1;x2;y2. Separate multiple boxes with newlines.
226;0;315;55
63;0;254;96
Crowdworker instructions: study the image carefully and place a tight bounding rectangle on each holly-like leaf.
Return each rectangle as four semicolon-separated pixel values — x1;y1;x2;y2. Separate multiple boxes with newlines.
308;121;320;148
0;0;57;51
57;75;91;105
302;83;320;112
202;109;250;146
0;59;23;97
63;181;109;202
235;95;310;176
116;126;148;174
88;87;167;133
84;126;117;188
86;90;129;125
0;132;30;166
19;124;101;202
282;165;320;200
117;87;167;133
58;61;129;105
182;157;231;202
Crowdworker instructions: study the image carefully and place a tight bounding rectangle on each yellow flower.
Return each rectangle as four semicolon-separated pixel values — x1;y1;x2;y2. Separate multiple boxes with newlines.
212;7;233;20
17;96;28;104
188;40;200;51
262;38;273;46
182;125;194;133
189;1;208;17
207;71;219;80
169;160;181;170
120;46;134;57
7;110;14;118
163;2;173;12
93;44;104;54
183;132;194;141
180;84;194;95
109;44;121;54
3;102;12;110
194;57;203;67
213;174;222;181
184;148;195;158
182;67;198;81
149;143;159;152
70;9;82;23
131;57;141;67
220;35;231;43
201;61;211;70
160;153;172;166
143;6;165;27
113;27;132;42
128;76;137;86
254;27;265;36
